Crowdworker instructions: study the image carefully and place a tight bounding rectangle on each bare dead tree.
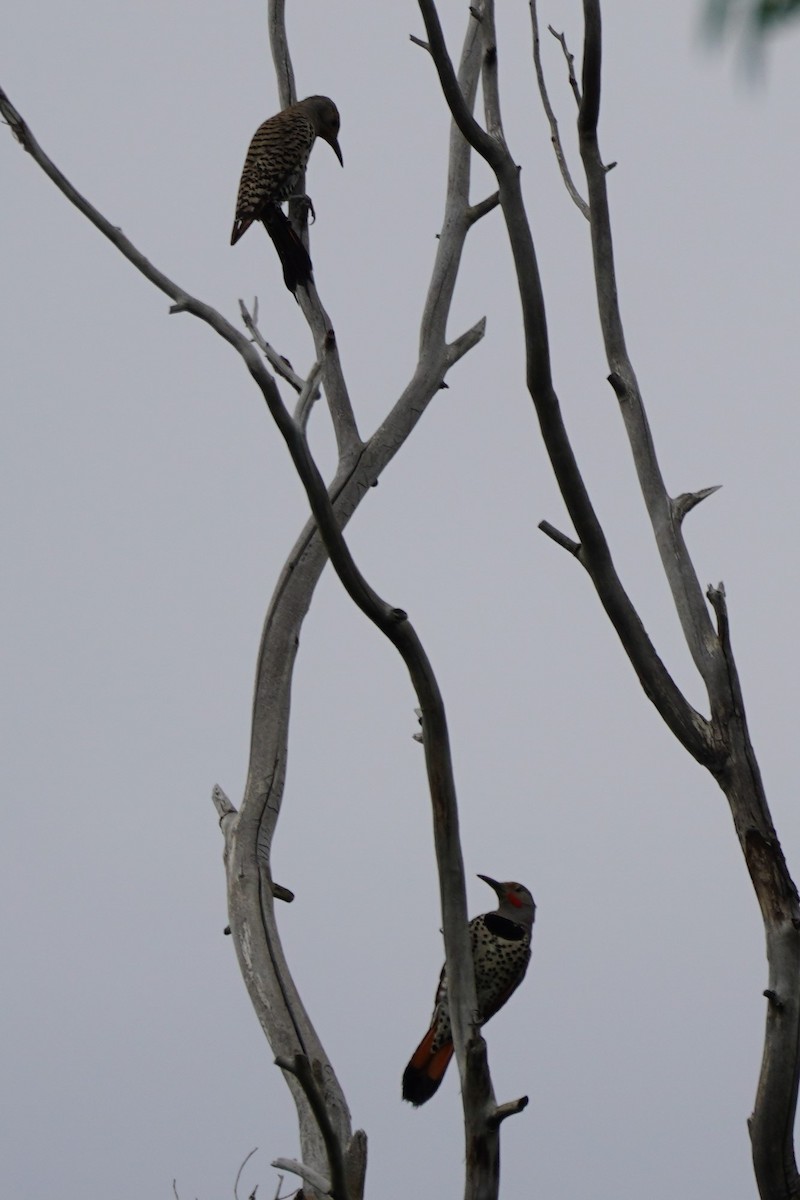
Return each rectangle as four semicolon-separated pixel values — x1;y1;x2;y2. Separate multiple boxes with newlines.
0;2;519;1194
3;0;797;1198
414;2;800;1198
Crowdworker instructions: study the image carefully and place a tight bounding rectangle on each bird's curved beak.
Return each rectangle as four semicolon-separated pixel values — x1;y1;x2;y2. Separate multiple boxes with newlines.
330;137;343;167
477;874;504;899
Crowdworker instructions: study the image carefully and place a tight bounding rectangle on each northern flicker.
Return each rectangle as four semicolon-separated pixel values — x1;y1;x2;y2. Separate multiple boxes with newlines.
402;875;535;1107
231;95;343;294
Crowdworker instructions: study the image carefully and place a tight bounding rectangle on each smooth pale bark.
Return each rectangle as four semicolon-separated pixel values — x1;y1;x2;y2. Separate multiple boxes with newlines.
0;13;492;1194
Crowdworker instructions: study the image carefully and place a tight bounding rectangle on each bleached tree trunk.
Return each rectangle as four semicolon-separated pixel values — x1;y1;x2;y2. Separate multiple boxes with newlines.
0;6;507;1186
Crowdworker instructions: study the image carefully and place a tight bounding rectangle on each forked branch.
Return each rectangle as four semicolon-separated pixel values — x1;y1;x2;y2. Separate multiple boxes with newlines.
573;13;800;1188
575;0;725;696
416;0;716;769
529;1;589;217
0;13;489;1193
420;2;800;1197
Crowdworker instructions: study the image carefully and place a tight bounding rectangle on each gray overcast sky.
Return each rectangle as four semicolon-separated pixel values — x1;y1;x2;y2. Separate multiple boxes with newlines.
3;2;800;1197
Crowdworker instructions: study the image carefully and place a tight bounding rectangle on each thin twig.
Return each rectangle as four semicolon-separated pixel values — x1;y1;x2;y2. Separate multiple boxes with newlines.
538;520;582;559
489;1095;529;1127
528;1;589;217
234;1148;259;1200
239;300;306;393
672;485;721;524
548;25;582;106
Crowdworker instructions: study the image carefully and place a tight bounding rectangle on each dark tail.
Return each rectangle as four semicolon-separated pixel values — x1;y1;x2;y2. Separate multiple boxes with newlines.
402;1025;454;1106
262;207;313;294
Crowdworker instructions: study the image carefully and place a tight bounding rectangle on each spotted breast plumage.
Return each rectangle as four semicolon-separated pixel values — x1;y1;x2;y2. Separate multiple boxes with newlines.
402;875;535;1106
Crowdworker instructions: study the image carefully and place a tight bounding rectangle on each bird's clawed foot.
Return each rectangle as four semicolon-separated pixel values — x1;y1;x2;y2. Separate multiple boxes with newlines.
290;193;316;224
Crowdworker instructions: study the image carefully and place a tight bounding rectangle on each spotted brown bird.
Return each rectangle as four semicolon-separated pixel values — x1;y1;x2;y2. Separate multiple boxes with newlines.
230;95;342;293
402;876;535;1106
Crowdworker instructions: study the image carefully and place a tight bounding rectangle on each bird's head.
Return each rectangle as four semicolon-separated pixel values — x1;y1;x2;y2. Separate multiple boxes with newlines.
303;95;343;166
478;875;536;926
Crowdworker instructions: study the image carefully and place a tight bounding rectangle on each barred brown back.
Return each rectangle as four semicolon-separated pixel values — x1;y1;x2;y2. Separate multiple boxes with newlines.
230;95;342;249
230;111;316;245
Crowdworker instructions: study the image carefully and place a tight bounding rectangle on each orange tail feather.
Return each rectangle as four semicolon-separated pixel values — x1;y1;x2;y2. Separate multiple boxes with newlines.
402;1025;454;1106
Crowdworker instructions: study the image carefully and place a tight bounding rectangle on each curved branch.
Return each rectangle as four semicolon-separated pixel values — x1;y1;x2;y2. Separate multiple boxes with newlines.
275;1055;349;1200
0;61;485;1200
241;267;482;1200
489;1095;529;1128
268;0;361;461
549;24;583;108
234;1148;259;1200
528;1;589;218
238;298;310;394
414;2;504;169
416;0;717;770
242;17;498;1200
419;22;485;358
269;0;296;108
271;1157;331;1197
576;23;800;1188
577;5;725;698
420;2;800;1196
705;585;800;1200
236;27;492;1182
296;284;362;461
1;16;497;1198
0;87;234;329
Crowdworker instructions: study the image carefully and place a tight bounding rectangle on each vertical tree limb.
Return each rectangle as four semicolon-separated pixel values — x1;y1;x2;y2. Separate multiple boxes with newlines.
0;12;489;1192
576;0;725;695
419;2;800;1197
231;11;497;1199
416;0;716;767
528;1;590;218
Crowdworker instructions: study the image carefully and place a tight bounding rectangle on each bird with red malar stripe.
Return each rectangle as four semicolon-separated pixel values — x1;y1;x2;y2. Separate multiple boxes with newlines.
402;875;536;1106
